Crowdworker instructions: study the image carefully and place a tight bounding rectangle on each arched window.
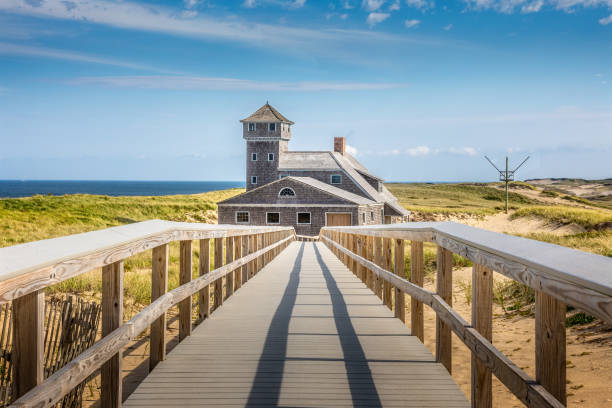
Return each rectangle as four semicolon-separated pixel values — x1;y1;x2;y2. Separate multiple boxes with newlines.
279;187;296;197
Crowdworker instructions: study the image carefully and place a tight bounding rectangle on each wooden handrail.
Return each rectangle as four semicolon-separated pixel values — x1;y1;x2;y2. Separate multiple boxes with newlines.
320;223;612;408
11;231;294;408
0;220;293;303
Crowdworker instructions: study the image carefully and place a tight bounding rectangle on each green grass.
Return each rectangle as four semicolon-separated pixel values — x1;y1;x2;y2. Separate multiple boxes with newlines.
386;183;539;216
510;206;612;230
515;230;612;257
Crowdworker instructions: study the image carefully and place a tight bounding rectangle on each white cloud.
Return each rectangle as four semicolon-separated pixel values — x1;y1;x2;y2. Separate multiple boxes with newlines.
463;0;612;14
521;0;544;12
405;0;433;8
343;0;355;9
366;12;390;26
443;23;453;30
243;0;256;7
449;147;478;156
184;0;201;8
389;0;401;11
0;42;174;72
599;13;612;24
346;144;359;156
66;75;406;91
363;0;386;11
406;146;431;156
405;19;420;28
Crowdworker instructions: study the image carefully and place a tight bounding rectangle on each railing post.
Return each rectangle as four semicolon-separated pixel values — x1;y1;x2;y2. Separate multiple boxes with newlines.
225;236;234;299
248;234;255;279
471;263;493;408
355;235;363;281
383;237;392;310
367;235;374;290
436;246;453;373
394;239;405;322
150;244;168;371
234;235;242;291
242;235;249;283
256;233;263;273
374;237;383;300
198;239;210;322
179;240;192;341
411;241;424;342
101;261;124;408
12;290;44;398
536;292;566;405
214;238;224;309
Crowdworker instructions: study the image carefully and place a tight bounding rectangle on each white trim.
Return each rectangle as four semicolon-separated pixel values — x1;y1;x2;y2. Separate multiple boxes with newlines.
251;176;257;184
278;187;296;197
325;212;352;226
268;153;274;161
235;211;250;224
330;174;342;184
266;212;280;225
251;152;257;161
219;204;356;208
245;137;290;141
296;212;311;225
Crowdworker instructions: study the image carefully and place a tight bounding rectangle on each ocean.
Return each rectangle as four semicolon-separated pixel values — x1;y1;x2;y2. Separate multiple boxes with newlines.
0;180;245;198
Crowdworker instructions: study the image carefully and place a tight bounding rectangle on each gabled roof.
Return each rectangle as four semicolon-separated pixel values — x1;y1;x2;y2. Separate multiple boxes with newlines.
240;102;294;124
218;176;376;206
278;151;340;170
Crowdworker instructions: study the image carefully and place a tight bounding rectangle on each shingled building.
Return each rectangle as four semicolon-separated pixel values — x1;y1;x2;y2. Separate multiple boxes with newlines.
217;103;410;236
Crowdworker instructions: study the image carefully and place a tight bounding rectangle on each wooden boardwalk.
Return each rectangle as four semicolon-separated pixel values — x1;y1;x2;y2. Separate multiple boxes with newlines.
124;241;468;407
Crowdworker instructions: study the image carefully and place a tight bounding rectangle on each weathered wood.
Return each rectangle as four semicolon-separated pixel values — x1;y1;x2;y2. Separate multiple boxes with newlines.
356;235;363;282
225;237;234;299
374;237;383;299
150;244;168;371
248;234;255;279
411;240;424;342
471;263;493;408
12;234;294;408
101;261;123;408
12;290;44;398
214;238;224;309
383;237;392;310
234;235;242;290
394;239;405;322
436;246;453;374
179;240;192;341
536;292;566;406
198;239;210;323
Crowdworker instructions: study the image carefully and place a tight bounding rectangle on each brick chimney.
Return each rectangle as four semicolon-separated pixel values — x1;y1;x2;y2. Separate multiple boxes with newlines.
334;137;346;155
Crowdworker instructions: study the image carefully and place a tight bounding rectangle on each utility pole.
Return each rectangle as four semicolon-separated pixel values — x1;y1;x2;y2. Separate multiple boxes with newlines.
485;155;530;214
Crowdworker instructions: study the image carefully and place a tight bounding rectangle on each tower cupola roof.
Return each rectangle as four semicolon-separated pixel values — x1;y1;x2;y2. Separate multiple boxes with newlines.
240;102;294;124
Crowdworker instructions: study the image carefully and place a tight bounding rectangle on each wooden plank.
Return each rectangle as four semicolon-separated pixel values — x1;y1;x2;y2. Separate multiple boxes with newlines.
411;241;424;342
374;237;383;300
394;239;405;323
471;263;492;408
241;235;249;283
436;246;453;373
234;235;242;291
150;244;168;371
366;235;374;290
225;237;234;299
536;292;566;406
248;234;255;279
198;239;210;323
12;290;44;398
214;238;224;309
355;235;363;282
102;261;124;408
383;237;392;310
179;241;193;341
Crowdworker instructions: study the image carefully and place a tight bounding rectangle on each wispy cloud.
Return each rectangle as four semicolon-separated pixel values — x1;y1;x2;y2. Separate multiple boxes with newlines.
0;42;175;72
405;0;434;8
346;144;359;156
362;0;386;11
366;12;390;26
443;23;453;30
449;146;478;156
463;0;612;15
405;19;420;28
599;13;612;24
406;145;431;156
65;75;406;91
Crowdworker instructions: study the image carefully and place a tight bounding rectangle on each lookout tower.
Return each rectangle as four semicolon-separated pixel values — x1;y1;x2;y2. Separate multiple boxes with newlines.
240;102;294;191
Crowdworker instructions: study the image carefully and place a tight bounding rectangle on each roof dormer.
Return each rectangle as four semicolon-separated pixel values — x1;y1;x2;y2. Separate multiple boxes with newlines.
241;102;293;141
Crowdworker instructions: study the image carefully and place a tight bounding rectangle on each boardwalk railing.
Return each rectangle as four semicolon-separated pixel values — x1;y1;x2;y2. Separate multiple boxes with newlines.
320;222;612;408
0;220;294;407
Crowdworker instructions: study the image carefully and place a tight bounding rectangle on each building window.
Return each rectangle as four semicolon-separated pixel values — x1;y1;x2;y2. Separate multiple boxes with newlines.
279;187;295;197
381;209;384;220
330;174;342;184
251;176;257;184
370;211;374;220
279;174;289;179
362;213;366;223
248;123;255;132
269;123;276;131
297;212;311;224
236;211;249;224
251;152;257;161
266;212;280;224
268;153;274;161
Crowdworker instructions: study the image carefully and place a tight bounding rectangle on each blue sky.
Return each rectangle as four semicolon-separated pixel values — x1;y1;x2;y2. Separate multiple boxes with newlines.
0;0;610;182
